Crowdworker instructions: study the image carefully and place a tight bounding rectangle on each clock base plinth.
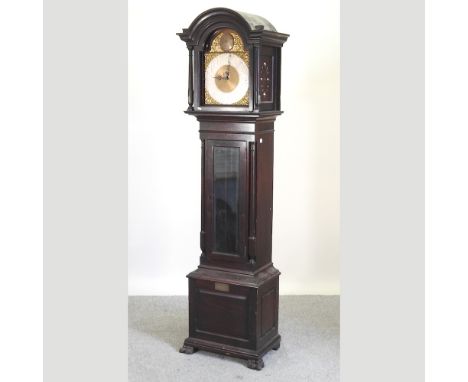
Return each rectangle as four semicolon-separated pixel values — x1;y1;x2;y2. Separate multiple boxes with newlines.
180;335;281;370
181;266;280;370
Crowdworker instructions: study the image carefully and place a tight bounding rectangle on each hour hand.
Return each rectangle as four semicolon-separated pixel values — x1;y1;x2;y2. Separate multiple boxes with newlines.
214;71;229;80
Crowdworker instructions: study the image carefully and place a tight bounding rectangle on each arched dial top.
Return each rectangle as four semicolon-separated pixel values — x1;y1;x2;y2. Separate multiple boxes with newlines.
204;29;249;106
207;28;246;53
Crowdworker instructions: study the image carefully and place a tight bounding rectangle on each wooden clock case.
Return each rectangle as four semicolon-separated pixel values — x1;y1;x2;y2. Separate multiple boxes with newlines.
177;8;288;370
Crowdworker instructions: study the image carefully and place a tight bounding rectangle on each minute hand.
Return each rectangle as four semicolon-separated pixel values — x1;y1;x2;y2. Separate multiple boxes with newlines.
213;74;227;80
226;54;231;79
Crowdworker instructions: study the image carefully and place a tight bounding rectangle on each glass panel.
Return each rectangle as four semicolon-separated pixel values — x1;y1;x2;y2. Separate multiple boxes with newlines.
213;146;240;254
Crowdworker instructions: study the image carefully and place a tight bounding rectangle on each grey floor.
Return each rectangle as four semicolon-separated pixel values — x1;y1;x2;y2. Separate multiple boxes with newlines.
129;296;339;382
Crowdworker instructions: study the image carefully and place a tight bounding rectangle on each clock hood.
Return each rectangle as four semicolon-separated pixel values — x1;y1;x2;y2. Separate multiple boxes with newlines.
177;7;289;48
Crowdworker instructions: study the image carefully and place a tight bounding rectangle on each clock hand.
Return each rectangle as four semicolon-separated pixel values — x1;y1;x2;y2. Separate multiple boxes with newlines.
227;54;231;80
214;71;231;80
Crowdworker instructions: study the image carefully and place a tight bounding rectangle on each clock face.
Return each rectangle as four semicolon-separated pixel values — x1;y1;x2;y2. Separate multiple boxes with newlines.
204;29;249;106
205;53;249;105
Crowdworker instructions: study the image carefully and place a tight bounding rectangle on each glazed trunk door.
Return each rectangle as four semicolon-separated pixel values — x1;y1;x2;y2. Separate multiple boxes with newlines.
205;140;248;264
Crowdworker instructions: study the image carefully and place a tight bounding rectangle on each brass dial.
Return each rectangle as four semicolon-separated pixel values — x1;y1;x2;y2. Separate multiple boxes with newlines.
214;64;239;92
204;29;249;105
205;53;249;105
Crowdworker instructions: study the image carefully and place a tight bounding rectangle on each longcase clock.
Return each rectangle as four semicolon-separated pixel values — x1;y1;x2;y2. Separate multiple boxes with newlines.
177;8;288;370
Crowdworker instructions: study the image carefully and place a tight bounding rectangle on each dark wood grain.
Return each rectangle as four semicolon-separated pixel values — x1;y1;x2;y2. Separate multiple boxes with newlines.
178;7;288;370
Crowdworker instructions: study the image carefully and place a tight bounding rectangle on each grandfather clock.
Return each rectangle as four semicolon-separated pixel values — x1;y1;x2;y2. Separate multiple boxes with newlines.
177;8;288;370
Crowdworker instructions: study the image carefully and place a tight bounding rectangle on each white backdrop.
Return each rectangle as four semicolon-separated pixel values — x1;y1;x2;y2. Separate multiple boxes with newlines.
129;1;340;295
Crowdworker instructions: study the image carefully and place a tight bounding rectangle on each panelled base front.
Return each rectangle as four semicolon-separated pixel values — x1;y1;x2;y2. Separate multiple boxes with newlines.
179;266;281;370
